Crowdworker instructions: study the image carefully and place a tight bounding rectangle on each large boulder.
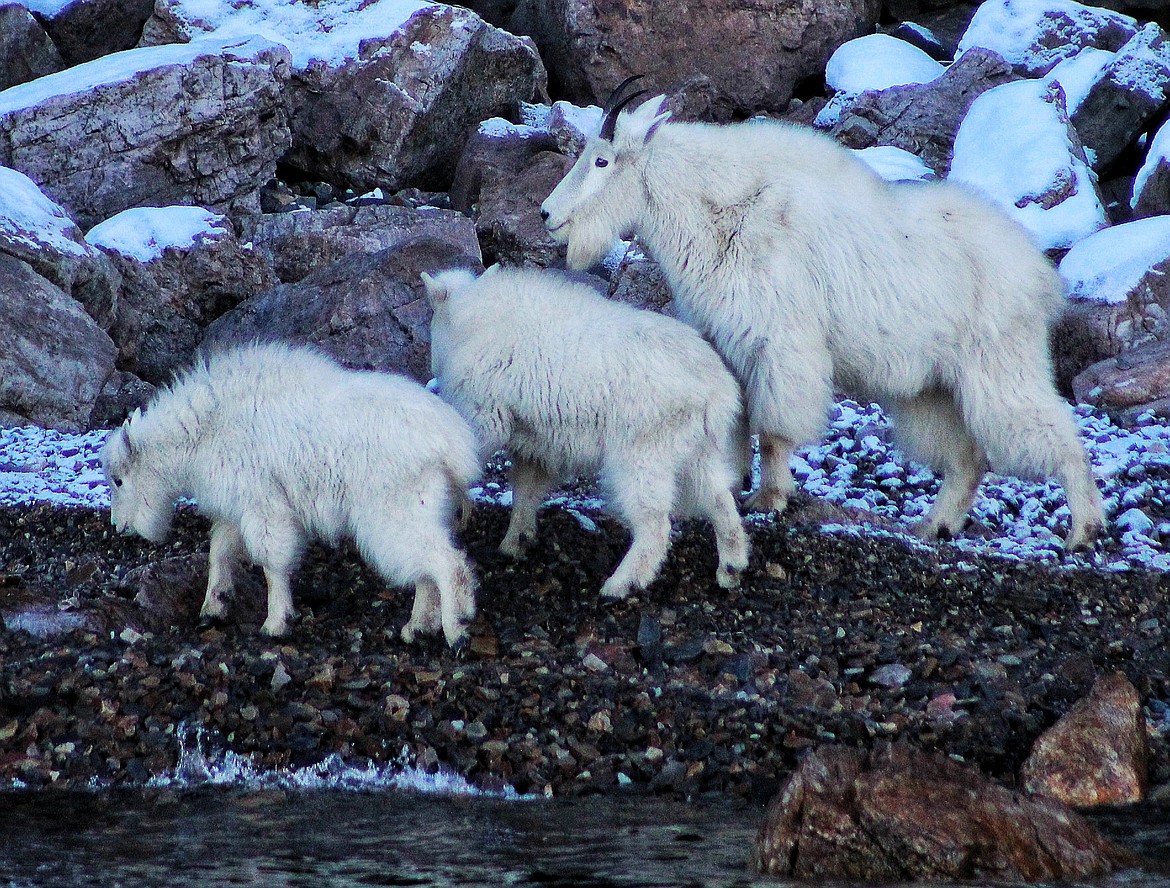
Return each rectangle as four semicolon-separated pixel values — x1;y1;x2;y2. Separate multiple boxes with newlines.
31;0;155;66
1132;116;1170;218
949;78;1106;251
0;36;292;229
0;166;120;329
1073;23;1170;174
0;254;116;431
141;0;546;193
507;0;882;119
202;236;483;382
956;0;1138;77
0;4;64;91
1073;339;1170;425
750;743;1141;881
85;206;277;385
1021;672;1149;807
827;46;1018;175
239;203;481;285
1054;216;1170;392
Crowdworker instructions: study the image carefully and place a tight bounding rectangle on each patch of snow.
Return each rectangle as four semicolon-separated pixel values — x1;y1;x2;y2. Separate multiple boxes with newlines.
1109;23;1170;104
826;33;945;94
1133;117;1170;210
949;78;1105;250
477;117;545;140
852;146;936;182
0;35;283;116
19;0;76;15
0;166;91;258
85;206;228;262
1043;46;1114;113
1059;216;1170;304
7;397;1170;575
957;0;1137;75
157;0;434;69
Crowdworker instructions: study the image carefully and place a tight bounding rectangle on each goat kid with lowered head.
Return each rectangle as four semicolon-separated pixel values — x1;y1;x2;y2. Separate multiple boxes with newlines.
541;81;1103;550
100;342;480;648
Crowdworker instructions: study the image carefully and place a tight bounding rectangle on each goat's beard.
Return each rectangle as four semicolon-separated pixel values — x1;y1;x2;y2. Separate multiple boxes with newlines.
564;220;623;271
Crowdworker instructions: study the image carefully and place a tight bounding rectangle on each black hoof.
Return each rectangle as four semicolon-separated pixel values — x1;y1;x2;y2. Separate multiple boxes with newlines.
196;614;227;631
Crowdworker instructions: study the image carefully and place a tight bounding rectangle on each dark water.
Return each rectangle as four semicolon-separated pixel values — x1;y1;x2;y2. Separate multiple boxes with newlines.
2;785;1170;888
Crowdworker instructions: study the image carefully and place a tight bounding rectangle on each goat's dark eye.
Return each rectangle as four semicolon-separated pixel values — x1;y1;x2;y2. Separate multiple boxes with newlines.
113;478;123;488
595;157;609;168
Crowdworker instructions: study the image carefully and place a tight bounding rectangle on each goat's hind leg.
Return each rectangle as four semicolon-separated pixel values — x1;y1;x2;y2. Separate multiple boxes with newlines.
888;392;989;540
599;461;674;600
687;453;750;588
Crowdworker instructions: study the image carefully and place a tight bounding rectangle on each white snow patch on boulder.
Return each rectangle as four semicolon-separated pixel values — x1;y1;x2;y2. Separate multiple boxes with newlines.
852;146;936;182
1044;46;1114;113
949;79;1105;251
825;33;945;94
85;206;228;262
0;166;91;258
1059;216;1170;304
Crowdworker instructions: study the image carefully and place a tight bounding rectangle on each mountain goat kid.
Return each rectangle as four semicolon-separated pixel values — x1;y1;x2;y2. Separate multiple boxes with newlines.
541;83;1104;550
423;265;750;600
99;342;480;648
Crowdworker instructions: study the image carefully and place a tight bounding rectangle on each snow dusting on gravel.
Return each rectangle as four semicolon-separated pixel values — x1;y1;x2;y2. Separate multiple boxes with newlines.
7;401;1167;574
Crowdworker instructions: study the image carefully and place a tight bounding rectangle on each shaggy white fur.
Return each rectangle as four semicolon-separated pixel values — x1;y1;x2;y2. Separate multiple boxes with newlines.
424;265;750;599
542;98;1104;549
99;342;480;647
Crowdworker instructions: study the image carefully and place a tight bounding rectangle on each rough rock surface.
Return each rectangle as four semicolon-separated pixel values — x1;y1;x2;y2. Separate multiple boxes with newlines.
1021;672;1149;807
1074;22;1170;174
0;255;116;431
827;46;1018;175
201;236;483;382
143;2;546;193
474;150;573;267
1054;253;1170;395
450;122;558;215
0;4;64;91
957;0;1138;76
1073;339;1170;425
0;36;292;229
240;204;481;286
97;228;277;385
0;167;121;330
33;0;155;66
750;743;1141;881
508;0;882;119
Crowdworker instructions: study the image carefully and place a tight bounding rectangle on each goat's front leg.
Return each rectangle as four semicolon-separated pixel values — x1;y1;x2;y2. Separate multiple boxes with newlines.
743;433;796;514
200;520;245;624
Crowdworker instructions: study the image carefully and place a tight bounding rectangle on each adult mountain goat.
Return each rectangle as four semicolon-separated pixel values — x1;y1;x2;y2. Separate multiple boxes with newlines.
424;265;750;599
100;342;480;647
541;82;1104;549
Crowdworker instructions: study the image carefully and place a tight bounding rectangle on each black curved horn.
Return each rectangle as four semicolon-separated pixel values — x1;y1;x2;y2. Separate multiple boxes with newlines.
602;74;646;115
599;81;650;141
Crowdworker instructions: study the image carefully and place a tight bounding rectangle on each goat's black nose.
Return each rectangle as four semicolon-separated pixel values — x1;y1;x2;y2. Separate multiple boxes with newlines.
540;208;550;221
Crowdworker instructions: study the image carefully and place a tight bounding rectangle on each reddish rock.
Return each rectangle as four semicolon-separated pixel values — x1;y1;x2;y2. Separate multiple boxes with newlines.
1021;672;1149;807
474;150;573;267
750;743;1140;881
1073;338;1170;426
509;0;882;119
0;4;64;90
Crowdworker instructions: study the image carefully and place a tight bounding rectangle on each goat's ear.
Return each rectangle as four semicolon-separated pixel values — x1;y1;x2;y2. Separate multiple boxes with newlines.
620;94;671;147
482;263;501;278
421;271;448;308
118;418;135;460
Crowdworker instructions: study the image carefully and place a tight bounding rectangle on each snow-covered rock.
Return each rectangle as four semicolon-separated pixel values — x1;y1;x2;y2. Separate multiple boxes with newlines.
0;35;292;229
957;0;1137;76
1132;117;1170;218
1054;217;1170;393
826;33;945;94
0;166;120;329
1043;47;1115;115
949;78;1105;251
86;207;276;385
142;0;546;193
827;47;1019;175
1074;22;1170;173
